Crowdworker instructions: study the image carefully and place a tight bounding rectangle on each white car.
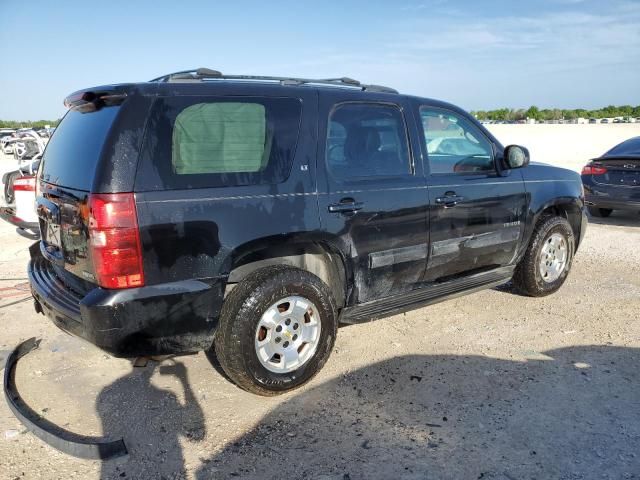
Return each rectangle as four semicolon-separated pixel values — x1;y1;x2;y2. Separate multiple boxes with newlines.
1;136;17;154
0;128;16;146
0;160;40;238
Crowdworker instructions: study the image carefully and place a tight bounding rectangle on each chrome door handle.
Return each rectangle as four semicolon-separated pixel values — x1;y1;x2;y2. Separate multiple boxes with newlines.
435;195;464;207
328;200;364;214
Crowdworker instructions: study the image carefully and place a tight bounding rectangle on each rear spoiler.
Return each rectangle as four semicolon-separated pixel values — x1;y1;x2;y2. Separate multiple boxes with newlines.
64;85;131;112
590;155;640;162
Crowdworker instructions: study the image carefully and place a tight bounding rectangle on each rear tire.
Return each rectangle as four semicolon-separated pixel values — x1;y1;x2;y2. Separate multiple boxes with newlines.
513;215;575;297
587;207;612;218
213;265;338;396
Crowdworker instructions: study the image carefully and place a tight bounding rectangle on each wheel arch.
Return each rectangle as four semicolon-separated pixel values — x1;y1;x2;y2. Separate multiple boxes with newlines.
533;199;584;247
517;197;585;265
225;235;351;309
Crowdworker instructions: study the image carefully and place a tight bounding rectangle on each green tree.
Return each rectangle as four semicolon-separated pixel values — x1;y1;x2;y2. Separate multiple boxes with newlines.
468;105;640;123
525;106;540;120
0;119;60;129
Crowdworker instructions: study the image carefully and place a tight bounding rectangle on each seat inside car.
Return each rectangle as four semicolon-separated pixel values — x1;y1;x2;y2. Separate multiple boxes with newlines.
343;126;401;176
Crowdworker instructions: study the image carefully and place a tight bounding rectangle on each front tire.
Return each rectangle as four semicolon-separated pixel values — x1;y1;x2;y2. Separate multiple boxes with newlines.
213;265;338;396
513;215;575;297
587;206;612;218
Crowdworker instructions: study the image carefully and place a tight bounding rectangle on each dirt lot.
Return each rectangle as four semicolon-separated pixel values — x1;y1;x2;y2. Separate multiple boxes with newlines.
1;137;640;479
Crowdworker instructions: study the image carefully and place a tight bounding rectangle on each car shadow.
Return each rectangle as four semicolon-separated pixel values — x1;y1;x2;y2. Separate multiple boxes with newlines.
587;209;640;227
194;346;639;479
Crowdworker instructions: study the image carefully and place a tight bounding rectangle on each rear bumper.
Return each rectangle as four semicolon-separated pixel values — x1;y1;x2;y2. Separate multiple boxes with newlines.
584;195;640;211
582;177;640;211
28;242;224;357
3;337;128;460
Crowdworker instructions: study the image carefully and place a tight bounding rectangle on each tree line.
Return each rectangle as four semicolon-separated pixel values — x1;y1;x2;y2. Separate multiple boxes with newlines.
0;119;60;129
472;105;640;122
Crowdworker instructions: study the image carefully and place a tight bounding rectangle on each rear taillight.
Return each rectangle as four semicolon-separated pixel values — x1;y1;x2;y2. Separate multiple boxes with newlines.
88;193;145;289
13;176;36;191
581;165;607;175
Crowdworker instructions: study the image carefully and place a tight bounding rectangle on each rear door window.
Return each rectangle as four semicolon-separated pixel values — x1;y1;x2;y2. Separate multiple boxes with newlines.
137;96;302;190
41;107;120;191
327;103;411;178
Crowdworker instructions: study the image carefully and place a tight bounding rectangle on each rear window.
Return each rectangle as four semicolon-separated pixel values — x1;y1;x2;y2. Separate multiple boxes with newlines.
136;96;302;190
604;137;640;157
41;107;119;191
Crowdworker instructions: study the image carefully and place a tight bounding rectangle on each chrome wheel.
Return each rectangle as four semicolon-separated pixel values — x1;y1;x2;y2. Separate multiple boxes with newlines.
539;232;568;283
254;296;321;373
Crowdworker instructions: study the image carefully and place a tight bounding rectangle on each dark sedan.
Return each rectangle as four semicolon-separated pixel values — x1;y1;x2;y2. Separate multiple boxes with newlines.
581;136;640;217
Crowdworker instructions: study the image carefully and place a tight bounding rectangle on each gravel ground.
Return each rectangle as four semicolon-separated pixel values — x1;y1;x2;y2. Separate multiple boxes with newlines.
0;155;639;479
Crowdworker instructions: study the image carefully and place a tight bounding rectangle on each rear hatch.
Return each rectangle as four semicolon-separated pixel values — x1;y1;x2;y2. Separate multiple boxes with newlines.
591;157;640;187
37;89;143;292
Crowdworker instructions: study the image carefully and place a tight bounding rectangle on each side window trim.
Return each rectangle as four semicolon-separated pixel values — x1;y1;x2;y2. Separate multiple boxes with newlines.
325;100;415;183
419;105;496;176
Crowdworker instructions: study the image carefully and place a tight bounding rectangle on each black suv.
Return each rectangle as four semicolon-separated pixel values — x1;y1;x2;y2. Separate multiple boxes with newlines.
29;69;587;395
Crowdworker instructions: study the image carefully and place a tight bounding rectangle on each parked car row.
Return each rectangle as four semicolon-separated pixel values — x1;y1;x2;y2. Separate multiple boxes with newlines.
480;118;638;125
597;118;637;124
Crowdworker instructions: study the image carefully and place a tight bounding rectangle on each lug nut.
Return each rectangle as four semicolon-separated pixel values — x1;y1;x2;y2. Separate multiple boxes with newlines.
293;323;298;330
283;341;289;348
285;319;291;326
276;325;282;332
292;334;298;341
275;337;281;343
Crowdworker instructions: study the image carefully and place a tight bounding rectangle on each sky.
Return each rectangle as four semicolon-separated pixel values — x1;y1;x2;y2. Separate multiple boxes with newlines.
0;0;639;120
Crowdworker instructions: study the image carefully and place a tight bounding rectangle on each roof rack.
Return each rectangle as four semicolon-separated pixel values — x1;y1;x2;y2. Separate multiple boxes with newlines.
148;68;398;94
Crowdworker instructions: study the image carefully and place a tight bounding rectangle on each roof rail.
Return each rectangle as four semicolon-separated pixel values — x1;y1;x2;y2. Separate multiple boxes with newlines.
148;68;398;94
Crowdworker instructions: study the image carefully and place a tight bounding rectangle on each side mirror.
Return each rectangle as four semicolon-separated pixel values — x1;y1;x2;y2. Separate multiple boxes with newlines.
503;145;530;169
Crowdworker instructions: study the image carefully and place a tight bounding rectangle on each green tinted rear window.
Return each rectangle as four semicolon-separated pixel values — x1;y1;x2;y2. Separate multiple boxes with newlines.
172;102;267;175
135;96;302;191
